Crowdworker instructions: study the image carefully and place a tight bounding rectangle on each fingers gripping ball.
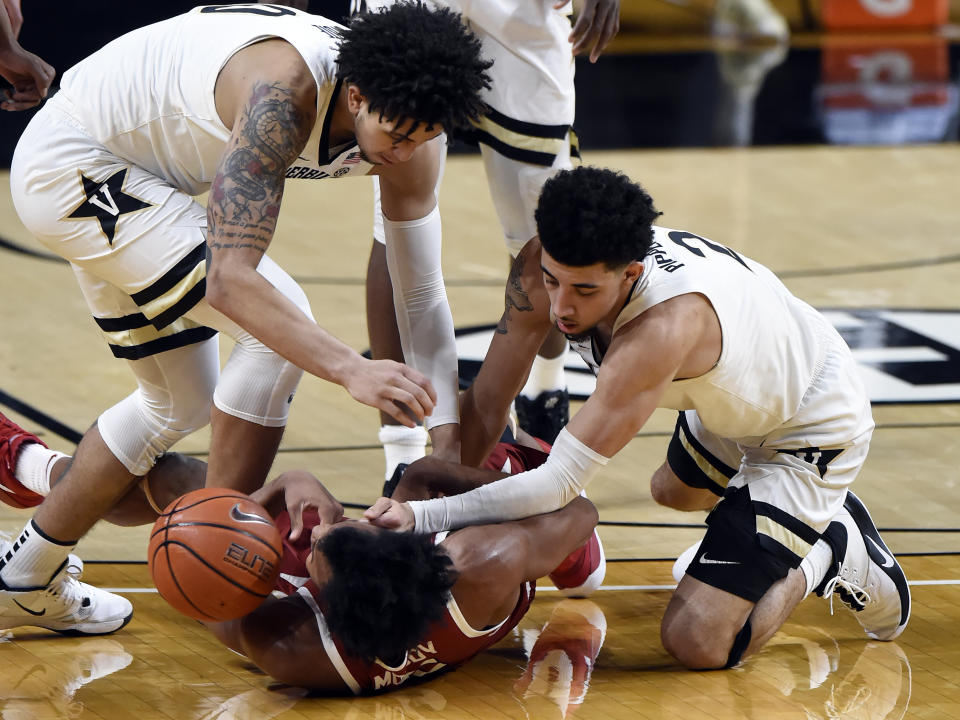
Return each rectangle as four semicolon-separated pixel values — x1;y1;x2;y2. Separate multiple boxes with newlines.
148;488;282;621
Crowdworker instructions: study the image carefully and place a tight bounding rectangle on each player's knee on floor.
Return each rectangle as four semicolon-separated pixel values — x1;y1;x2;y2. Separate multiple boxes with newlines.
661;604;747;670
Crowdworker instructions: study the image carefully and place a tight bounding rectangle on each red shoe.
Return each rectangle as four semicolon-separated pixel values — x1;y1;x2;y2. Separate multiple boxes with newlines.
0;412;46;509
548;529;606;598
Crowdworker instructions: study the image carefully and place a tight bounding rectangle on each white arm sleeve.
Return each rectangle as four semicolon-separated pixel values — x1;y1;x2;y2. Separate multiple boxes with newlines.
409;428;610;533
383;204;459;429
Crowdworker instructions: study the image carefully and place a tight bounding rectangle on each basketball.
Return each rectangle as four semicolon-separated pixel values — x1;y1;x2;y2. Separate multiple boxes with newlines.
148;487;283;622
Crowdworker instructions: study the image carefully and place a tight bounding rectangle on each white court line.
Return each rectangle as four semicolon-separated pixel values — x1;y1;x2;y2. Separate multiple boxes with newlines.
107;579;960;595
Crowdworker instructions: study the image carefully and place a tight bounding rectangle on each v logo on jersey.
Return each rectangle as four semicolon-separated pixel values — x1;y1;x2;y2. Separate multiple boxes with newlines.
87;184;119;216
698;553;740;566
866;535;896;569
65;167;153;246
229;504;271;526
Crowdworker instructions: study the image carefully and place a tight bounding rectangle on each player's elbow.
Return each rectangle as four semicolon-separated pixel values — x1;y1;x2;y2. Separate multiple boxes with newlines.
205;264;242;316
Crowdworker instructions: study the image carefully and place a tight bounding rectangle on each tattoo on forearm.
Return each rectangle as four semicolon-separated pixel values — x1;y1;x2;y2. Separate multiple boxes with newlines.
207;82;310;254
496;253;534;334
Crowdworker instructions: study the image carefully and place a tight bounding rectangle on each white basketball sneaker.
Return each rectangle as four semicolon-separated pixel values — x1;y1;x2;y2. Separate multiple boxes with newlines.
815;491;910;641
0;538;133;635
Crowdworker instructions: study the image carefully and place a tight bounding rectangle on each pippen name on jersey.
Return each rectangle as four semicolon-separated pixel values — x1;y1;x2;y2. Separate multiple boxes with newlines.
648;241;685;273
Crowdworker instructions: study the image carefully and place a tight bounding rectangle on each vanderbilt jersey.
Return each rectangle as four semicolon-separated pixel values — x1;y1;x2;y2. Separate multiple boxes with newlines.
568;226;866;444
57;4;371;197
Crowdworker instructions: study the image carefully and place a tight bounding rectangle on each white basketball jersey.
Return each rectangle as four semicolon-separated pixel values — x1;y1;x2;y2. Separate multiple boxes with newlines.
568;226;846;442
57;4;371;196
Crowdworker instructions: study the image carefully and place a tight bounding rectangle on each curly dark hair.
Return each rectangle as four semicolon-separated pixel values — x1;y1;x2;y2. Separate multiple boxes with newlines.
317;525;458;664
535;166;663;268
336;2;492;131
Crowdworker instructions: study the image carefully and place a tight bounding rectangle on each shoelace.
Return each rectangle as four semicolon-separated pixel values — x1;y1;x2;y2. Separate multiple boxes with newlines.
820;563;871;616
46;574;86;618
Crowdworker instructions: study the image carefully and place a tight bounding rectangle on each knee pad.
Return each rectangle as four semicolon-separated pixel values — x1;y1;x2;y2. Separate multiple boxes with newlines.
214;341;303;427
99;390;211;476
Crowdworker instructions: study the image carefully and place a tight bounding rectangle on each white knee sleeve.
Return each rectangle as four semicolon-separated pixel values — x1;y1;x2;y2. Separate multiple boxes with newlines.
99;336;218;477
213;343;304;427
187;254;312;428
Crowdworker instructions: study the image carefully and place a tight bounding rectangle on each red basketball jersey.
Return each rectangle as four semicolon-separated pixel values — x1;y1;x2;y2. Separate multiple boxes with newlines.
269;444;544;694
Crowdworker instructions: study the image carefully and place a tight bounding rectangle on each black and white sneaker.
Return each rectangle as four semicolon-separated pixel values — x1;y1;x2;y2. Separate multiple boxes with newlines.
515;389;569;444
815;491;910;641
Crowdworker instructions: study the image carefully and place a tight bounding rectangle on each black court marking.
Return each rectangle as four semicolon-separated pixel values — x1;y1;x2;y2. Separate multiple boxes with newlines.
0;236;67;263
0;389;83;445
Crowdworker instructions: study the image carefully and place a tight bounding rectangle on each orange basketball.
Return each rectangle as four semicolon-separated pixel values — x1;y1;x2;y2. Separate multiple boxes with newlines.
148;487;282;622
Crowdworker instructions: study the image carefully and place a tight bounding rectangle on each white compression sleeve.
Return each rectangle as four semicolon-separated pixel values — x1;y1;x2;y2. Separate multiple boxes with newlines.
409;428;610;533
383;205;459;429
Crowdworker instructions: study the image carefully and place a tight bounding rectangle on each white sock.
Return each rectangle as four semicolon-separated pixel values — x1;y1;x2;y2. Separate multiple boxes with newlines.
14;443;69;496
672;540;702;583
0;520;77;589
378;424;428;481
799;538;835;598
520;349;568;399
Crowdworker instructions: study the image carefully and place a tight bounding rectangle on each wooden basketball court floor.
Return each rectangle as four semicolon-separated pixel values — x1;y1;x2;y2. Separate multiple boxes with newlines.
2;140;960;718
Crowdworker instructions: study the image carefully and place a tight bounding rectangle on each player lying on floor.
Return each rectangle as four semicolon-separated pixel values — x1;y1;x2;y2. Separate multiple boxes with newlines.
2;412;600;691
201;457;598;693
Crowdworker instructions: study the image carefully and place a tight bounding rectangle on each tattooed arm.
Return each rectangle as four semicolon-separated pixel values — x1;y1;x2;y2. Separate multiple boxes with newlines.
207;40;435;426
460;239;554;467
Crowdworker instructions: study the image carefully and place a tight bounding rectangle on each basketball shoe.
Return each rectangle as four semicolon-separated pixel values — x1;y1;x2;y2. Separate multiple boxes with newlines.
0;537;133;635
0;411;45;509
515;389;569;445
814;491;910;641
549;529;605;598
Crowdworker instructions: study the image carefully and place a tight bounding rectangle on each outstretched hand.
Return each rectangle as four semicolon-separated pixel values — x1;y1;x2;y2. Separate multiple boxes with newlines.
0;44;54;111
343;358;437;428
555;0;620;63
250;470;344;541
364;496;416;532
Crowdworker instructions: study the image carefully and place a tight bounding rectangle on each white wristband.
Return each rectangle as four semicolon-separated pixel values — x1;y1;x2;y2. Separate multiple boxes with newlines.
409;427;609;533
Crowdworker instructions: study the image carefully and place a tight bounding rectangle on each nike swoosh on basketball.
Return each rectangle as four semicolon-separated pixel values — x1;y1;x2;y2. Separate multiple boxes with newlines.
698;554;740;565
866;536;895;568
229;504;271;525
12;598;45;616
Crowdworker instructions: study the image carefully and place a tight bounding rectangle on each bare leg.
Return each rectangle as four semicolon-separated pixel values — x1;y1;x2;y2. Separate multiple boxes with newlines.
31;424;137;542
102;453;208;526
660;569;806;669
205;406;283;494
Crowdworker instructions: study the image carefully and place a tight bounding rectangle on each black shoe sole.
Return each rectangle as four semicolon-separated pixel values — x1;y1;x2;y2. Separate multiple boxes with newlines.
843;491;911;635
